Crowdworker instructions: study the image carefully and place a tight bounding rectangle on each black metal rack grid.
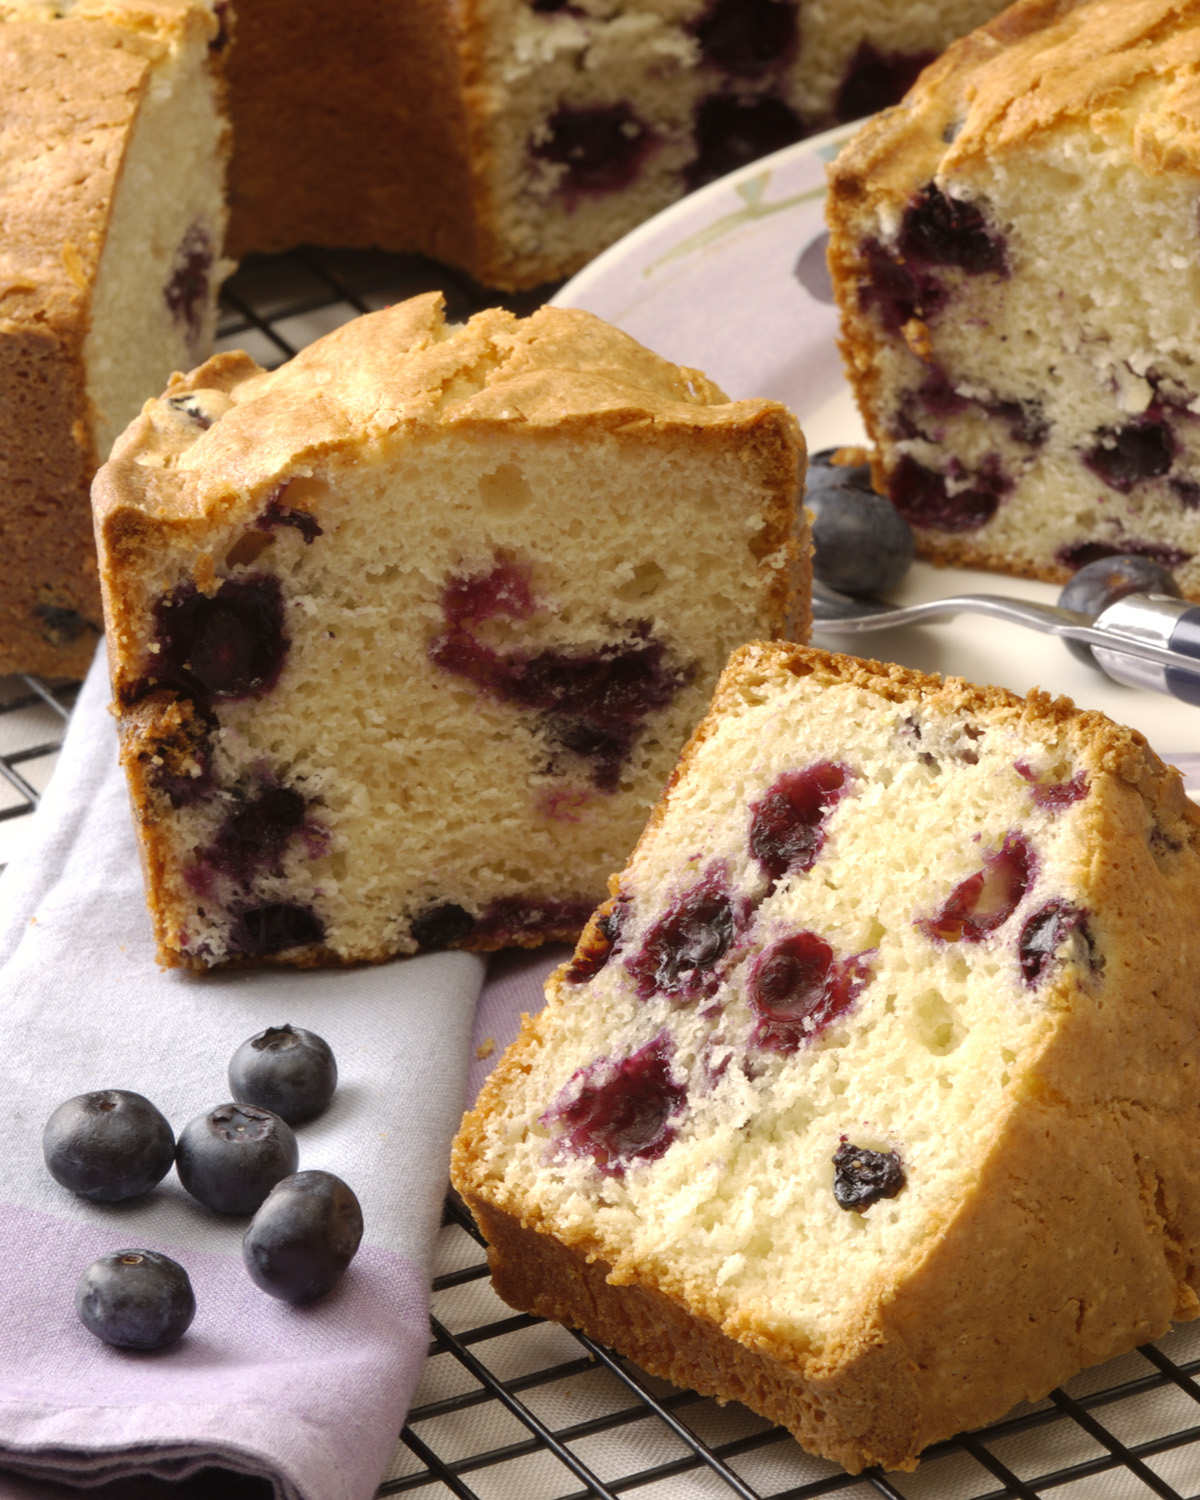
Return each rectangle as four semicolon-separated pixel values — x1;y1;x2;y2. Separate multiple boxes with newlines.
2;247;1199;1500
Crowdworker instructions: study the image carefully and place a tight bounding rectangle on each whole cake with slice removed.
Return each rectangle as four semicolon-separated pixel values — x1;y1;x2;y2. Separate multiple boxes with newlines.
453;641;1200;1473
826;0;1200;598
93;294;807;970
0;0;229;678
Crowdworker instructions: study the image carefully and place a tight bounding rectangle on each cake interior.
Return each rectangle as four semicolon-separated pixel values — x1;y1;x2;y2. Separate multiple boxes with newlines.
837;78;1200;591
462;664;1103;1345
122;412;793;966
84;3;228;461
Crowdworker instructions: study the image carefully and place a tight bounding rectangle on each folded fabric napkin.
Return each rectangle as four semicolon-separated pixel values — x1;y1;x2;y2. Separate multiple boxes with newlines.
0;646;496;1500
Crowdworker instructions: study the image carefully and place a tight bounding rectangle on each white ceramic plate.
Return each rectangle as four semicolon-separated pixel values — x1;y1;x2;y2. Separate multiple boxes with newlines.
552;126;1200;777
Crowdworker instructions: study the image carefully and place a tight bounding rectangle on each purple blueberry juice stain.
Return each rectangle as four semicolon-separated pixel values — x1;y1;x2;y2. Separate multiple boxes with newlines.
917;832;1035;944
1018;898;1096;987
1083;415;1175;493
857;237;948;332
685;93;804;190
1170;477;1200;509
533;103;652;195
1015;762;1089;811
890;454;1010;533
694;0;797;76
748;932;873;1053
749;761;852;883
906;367;1047;448
542;1032;687;1175
471;895;598;946
835;41;937;122
164;224;213;348
203;783;309;883
256;486;323;544
132;575;289;708
1056;538;1193;572
226;902;324;958
626;865;748;1002
832;1141;905;1210
429;558;691;793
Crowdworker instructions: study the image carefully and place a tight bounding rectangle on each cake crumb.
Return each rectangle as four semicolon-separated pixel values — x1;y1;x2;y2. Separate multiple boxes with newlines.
476;1037;496;1060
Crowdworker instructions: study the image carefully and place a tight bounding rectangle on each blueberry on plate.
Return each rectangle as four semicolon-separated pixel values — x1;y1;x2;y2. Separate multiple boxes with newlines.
805;448;915;597
1057;554;1182;665
43;1090;175;1202
243;1169;363;1302
228;1024;337;1125
175;1102;299;1215
75;1248;195;1350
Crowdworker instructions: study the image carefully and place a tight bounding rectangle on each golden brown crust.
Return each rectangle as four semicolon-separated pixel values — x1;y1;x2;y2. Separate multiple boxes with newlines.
0;0;225;676
454;640;1200;1471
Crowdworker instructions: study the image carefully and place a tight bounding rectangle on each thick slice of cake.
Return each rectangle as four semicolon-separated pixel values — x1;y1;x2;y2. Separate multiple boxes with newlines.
827;0;1200;599
0;0;230;677
453;641;1200;1473
93;294;807;970
226;0;1009;291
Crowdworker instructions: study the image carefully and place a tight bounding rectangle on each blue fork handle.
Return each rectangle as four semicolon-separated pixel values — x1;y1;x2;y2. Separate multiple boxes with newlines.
1092;598;1200;706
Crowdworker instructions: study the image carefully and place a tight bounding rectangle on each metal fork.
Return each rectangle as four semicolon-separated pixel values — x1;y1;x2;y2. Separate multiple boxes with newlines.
811;581;1200;706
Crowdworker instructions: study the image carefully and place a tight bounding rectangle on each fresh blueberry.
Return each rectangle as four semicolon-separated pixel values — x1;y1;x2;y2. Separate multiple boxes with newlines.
175;1103;299;1215
1057;554;1182;665
43;1090;175;1202
228;1025;337;1125
242;1170;363;1302
75;1249;195;1350
805;450;915;596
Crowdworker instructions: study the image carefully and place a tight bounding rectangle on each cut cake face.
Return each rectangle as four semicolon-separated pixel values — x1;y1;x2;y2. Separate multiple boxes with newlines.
0;0;229;677
93;294;807;970
826;0;1200;597
453;642;1200;1473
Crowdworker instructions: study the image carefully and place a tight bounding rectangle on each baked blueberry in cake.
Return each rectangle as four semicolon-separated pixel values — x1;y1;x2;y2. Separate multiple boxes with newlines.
454;641;1200;1473
226;0;1010;291
827;0;1200;599
0;0;229;678
93;293;807;969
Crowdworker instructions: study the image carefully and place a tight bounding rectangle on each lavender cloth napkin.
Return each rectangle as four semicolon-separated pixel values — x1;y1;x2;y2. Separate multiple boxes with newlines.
0;646;491;1500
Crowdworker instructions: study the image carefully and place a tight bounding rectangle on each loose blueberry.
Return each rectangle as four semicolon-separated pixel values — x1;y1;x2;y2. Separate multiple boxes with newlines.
243;1170;363;1302
76;1249;195;1351
43;1090;175;1203
805;450;914;596
1056;554;1182;666
542;1032;687;1175
228;1025;337;1125
175;1103;299;1215
832;1142;906;1211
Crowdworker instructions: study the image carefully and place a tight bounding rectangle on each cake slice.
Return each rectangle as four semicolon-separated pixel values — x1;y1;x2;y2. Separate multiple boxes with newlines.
92;294;807;970
826;0;1200;599
0;0;230;677
453;641;1200;1473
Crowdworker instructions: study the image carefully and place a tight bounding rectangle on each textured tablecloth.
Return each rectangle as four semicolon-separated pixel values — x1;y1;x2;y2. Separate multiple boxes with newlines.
0;646;490;1500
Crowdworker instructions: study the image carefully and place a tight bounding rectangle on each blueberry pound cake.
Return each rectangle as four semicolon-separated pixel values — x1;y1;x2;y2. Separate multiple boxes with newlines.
93;294;807;970
0;0;229;678
225;0;1010;292
453;642;1200;1472
827;0;1200;599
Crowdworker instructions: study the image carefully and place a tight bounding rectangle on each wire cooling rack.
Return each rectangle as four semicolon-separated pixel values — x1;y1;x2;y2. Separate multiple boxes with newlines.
3;247;1200;1500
